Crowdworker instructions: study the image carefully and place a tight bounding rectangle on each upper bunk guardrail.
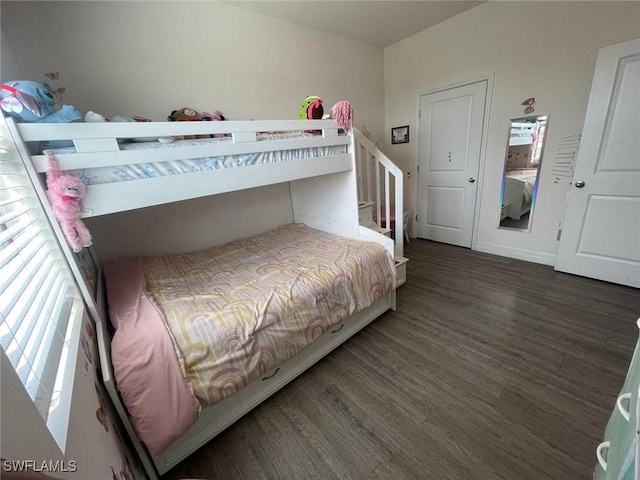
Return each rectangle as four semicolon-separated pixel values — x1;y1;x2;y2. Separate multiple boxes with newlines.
12;118;349;171
28;135;350;173
4;116;354;218
14;119;342;142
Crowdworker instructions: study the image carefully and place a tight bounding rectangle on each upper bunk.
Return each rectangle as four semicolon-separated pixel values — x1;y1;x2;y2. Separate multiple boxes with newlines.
5;117;353;218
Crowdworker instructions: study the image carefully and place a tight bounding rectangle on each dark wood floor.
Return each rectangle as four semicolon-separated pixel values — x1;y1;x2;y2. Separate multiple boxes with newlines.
162;239;640;480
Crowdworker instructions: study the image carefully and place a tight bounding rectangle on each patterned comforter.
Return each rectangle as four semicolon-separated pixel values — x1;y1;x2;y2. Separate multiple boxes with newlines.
104;224;396;455
142;223;396;406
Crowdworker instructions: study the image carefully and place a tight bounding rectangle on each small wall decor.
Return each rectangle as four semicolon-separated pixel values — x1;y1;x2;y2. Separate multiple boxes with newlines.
392;125;410;144
521;97;536;115
43;71;66;104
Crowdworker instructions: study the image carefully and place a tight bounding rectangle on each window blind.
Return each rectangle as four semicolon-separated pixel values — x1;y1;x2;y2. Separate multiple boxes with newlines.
0;143;80;424
532;116;547;163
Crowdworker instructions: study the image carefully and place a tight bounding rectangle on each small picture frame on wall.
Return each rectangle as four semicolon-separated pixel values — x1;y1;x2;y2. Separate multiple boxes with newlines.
391;125;410;144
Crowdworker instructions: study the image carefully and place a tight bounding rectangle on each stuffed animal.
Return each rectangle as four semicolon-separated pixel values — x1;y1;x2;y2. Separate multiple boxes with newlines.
0;80;81;123
167;107;211;139
330;101;353;131
299;96;324;120
44;150;92;253
1;80;82;148
201;110;227;138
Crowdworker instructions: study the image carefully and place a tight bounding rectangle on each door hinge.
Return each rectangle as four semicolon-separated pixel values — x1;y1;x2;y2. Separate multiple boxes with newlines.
417;165;420;173
418;110;421;119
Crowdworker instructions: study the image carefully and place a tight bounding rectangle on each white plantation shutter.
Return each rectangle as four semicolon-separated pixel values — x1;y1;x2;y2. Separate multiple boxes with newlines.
531;116;548;164
0;123;83;445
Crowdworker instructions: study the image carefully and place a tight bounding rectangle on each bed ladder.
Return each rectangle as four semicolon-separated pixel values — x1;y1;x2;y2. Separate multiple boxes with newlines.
353;129;408;283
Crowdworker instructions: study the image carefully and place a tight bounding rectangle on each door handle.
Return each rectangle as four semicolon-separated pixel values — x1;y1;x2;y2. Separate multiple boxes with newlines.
468;177;476;183
596;441;610;471
616;392;632;421
575;180;585;188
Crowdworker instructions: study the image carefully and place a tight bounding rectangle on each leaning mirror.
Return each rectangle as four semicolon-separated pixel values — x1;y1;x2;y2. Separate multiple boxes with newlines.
499;114;549;231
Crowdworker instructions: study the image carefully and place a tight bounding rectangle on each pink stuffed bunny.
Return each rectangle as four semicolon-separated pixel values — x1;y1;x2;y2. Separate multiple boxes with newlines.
44;150;92;253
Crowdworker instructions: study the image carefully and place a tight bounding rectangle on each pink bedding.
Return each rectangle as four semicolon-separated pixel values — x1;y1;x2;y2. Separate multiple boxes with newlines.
104;224;396;455
104;257;200;456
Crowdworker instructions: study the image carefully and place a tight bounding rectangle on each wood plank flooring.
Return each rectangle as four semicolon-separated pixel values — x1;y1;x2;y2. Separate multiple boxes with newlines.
162;240;640;480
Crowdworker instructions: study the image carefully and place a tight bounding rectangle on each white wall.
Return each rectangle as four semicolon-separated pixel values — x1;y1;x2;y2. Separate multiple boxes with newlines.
0;28;22;80
1;1;384;139
1;1;385;260
85;183;295;262
384;1;640;264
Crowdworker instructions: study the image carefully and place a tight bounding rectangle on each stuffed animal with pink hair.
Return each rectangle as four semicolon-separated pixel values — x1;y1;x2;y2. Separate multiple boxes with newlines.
330;101;353;131
44;150;92;253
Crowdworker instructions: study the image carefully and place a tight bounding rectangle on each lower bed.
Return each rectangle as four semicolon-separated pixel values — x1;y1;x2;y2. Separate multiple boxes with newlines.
504;169;538;220
103;223;396;458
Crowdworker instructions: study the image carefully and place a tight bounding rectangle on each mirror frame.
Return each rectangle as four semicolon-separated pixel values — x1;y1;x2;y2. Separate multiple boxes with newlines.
498;114;550;232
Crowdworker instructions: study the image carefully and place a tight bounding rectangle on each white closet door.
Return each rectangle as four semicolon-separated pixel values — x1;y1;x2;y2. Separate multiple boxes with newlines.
555;38;640;288
417;80;486;248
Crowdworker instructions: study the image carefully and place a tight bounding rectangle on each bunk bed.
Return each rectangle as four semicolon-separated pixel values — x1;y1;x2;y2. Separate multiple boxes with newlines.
6;116;403;479
502;168;538;221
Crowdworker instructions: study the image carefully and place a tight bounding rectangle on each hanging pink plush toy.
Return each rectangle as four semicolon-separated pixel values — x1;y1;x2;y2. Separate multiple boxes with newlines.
330;101;353;132
44;150;93;253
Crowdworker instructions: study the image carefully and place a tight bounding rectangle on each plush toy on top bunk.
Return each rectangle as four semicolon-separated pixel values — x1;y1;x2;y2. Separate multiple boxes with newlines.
1;80;82;149
298;96;353;133
201;110;227;138
44;150;93;253
299;96;324;120
168;107;214;139
0;80;81;124
330;100;353;132
299;96;324;134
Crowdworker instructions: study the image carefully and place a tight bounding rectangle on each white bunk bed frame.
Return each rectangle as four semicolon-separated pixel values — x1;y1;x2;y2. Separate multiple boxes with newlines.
354;129;405;260
6;116;403;478
502;170;538;221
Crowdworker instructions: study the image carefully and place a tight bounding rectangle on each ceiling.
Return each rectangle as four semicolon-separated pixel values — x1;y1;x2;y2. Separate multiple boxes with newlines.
225;1;485;48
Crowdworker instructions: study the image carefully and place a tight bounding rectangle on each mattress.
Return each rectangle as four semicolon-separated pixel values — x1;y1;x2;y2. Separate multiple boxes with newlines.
103;224;396;455
51;132;347;185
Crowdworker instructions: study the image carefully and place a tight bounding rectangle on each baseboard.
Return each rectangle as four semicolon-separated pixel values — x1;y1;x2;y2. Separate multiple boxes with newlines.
474;241;556;266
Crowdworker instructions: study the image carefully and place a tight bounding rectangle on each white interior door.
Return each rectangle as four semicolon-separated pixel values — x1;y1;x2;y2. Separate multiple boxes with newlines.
555;38;640;288
417;81;486;247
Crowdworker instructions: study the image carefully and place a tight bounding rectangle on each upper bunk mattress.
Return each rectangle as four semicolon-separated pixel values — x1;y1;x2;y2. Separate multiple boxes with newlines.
51;132;347;185
103;223;396;455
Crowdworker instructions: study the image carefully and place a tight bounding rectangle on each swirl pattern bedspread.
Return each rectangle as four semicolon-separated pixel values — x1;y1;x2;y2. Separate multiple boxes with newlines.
104;224;395;455
144;223;396;405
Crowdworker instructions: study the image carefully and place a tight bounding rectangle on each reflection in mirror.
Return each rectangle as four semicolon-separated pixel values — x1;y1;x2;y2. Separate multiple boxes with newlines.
499;114;549;231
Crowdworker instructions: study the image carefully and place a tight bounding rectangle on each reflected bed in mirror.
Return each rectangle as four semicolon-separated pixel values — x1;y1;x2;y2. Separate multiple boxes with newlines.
499;114;549;231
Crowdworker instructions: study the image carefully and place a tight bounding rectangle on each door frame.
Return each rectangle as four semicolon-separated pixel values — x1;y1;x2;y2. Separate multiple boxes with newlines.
414;74;494;250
